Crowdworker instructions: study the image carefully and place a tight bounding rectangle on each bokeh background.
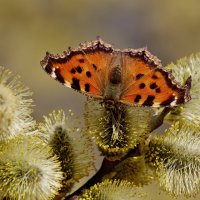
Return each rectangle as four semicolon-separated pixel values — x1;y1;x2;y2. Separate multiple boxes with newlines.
0;0;200;199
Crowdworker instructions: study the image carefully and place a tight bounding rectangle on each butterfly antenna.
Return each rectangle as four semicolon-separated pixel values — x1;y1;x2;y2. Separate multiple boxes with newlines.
96;35;102;41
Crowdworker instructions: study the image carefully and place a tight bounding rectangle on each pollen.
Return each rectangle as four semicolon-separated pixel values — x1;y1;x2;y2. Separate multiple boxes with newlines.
78;179;144;200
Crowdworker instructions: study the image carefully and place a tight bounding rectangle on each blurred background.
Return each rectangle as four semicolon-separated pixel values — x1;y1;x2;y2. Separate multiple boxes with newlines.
0;0;200;199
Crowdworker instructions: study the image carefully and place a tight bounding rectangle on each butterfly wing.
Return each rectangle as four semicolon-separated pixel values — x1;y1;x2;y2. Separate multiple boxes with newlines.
120;49;191;107
41;39;115;99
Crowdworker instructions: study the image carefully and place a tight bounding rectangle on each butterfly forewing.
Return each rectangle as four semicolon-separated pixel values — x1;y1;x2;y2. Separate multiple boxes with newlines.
120;51;190;107
41;40;114;99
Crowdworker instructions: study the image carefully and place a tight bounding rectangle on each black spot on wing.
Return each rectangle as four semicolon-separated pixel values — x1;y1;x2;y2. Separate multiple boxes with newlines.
55;68;65;84
139;83;145;89
86;71;92;78
150;82;158;89
79;58;85;63
152;74;158;79
85;83;90;92
92;64;97;70
71;78;80;91
136;73;144;80
76;66;82;73
134;95;141;103
156;88;161;93
160;95;175;106
142;95;155;106
70;68;76;74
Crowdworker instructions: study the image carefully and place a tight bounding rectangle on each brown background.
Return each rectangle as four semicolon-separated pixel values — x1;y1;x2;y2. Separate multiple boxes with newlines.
0;1;200;199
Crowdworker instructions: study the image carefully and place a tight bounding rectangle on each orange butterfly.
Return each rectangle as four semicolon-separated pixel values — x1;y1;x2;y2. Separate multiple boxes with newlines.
41;38;191;107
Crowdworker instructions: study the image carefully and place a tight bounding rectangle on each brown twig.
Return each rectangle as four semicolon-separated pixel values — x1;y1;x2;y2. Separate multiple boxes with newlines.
150;107;173;132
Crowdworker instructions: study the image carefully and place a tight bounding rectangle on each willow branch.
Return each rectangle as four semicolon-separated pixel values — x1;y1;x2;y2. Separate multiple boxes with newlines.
150;107;173;132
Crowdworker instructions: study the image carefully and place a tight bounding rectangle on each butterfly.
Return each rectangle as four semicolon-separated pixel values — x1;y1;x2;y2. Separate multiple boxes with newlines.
41;38;191;107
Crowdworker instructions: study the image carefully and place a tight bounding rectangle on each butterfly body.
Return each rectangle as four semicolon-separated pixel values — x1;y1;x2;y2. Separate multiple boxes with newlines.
104;66;122;102
41;38;191;107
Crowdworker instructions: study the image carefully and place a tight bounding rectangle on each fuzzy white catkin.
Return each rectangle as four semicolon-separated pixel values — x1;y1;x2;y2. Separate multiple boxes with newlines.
147;122;200;197
85;99;153;160
0;135;63;200
38;109;94;192
0;66;35;141
166;53;200;125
